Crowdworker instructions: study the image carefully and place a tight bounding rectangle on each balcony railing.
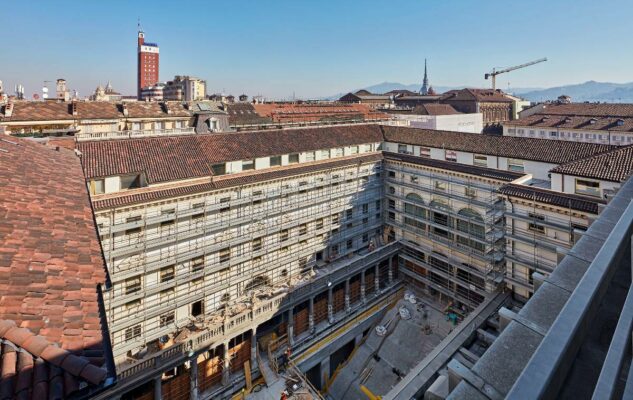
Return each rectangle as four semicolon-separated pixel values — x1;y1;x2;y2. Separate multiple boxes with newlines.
75;127;196;141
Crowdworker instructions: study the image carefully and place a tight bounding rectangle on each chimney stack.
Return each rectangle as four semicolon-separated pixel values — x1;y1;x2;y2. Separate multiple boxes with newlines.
4;100;14;117
71;99;78;116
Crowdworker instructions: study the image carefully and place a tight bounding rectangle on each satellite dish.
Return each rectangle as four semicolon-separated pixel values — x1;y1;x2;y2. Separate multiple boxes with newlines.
42;87;49;93
33;94;40;100
43;93;49;99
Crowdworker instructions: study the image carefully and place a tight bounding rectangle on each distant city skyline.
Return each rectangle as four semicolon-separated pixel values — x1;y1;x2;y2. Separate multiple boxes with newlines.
1;0;632;99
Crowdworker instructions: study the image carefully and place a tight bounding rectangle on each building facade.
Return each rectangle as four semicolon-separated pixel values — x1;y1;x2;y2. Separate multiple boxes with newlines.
503;102;633;145
164;76;207;101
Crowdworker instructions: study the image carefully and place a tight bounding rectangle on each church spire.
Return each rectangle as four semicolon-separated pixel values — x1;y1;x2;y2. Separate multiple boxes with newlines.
420;59;430;95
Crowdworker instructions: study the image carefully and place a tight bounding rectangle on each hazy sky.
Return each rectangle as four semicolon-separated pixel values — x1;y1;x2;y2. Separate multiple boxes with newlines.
1;0;632;99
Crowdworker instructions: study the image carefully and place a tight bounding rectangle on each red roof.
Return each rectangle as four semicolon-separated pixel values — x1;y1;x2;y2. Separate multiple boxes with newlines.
0;138;110;398
78;125;384;183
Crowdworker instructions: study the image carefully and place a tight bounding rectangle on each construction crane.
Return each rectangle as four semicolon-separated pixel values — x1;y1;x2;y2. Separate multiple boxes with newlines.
485;58;547;90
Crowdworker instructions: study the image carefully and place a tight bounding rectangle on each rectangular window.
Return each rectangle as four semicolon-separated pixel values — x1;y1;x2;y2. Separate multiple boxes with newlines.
305;152;315;162
289;153;299;164
320;150;330;159
347;239;353;249
120;174;142;190
242;160;255;171
363;204;369;214
473;155;487;167
375;200;381;209
335;148;344;157
346;209;353;220
125;215;142;236
160;311;175;327
332;214;339;224
316;218;324;229
350;146;359;154
398;144;408;154
575;179;600;197
91;179;105;195
160;266;175;283
388;199;395;209
420;147;431;158
219;248;231;263
299;224;308;235
125;325;142;342
445;150;457;162
191;256;204;273
508;158;524;173
528;213;545;234
465;187;476;198
212;163;226;176
252;237;262;251
362;233;369;243
125;277;141;295
270;155;282;166
279;229;289;242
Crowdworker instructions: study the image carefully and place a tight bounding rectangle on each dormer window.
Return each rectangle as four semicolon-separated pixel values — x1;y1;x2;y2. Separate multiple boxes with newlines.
120;174;143;190
589;118;597;124
617;119;625;127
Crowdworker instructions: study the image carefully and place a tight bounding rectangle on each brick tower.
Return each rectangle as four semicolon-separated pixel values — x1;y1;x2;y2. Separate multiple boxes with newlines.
137;25;160;99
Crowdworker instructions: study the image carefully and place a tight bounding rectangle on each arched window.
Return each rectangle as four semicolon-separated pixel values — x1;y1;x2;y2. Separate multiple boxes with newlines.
456;208;485;252
245;275;270;292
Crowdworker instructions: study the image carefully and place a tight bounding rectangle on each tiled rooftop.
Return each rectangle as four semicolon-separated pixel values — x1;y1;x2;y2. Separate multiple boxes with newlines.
527;102;633;118
91;153;383;210
381;125;616;164
78;125;384;183
0;137;111;398
384;152;524;182
440;88;514;103
0;101;191;122
550;145;633;182
504;113;633;132
498;183;604;213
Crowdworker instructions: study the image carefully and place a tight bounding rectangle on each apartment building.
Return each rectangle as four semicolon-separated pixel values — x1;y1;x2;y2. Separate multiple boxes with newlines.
503;102;633;145
0;100;230;141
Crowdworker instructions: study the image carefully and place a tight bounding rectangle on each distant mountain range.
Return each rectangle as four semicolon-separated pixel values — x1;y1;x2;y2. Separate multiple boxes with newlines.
328;80;633;103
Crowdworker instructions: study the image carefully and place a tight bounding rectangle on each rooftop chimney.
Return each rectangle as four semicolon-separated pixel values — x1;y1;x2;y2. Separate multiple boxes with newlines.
71;99;78;116
4;101;13;117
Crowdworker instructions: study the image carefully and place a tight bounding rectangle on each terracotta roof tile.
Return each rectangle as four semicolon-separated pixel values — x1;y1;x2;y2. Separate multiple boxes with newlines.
384;152;524;181
381;125;616;164
504;114;633;132
498;184;604;213
0;320;108;399
550;145;633;182
91;153;383;210
0;101;192;122
78;125;384;183
0;137;112;398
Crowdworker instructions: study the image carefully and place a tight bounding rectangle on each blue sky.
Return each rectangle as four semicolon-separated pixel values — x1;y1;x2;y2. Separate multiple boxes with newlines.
1;0;632;99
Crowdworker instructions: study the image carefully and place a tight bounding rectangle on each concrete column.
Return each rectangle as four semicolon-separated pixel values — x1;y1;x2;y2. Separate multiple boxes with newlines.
327;286;334;323
308;296;315;333
320;357;331;389
251;327;258;371
222;341;230;386
374;264;380;294
153;376;162;400
344;279;351;312
360;270;366;304
388;256;394;285
288;308;295;345
189;358;199;400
